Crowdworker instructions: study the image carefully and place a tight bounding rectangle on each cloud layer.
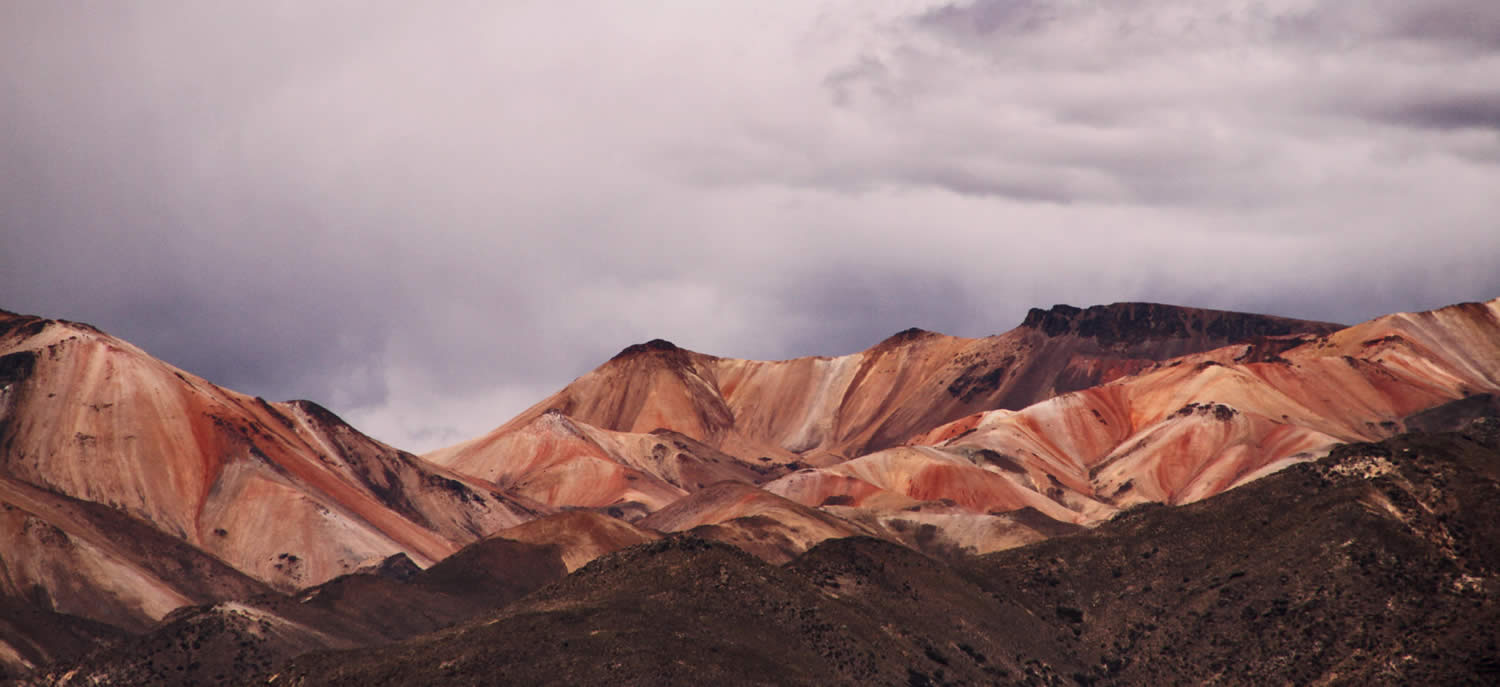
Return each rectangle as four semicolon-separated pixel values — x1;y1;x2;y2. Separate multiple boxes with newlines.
3;1;1497;451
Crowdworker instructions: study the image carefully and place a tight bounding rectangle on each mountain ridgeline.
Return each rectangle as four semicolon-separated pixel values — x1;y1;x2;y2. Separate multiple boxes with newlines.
0;299;1496;685
1019;301;1330;345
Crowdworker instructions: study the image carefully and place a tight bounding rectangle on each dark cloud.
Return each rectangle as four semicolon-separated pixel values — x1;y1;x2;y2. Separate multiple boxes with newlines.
918;0;1062;38
2;2;1496;451
1379;92;1500;132
1277;1;1500;53
1394;3;1500;50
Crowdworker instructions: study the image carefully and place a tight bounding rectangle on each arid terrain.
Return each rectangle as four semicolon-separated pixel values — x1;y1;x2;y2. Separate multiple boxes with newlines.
1;298;1497;685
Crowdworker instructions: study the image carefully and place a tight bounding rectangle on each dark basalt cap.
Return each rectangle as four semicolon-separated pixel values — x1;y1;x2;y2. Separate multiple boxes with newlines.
611;338;681;360
881;327;937;344
1021;302;1339;346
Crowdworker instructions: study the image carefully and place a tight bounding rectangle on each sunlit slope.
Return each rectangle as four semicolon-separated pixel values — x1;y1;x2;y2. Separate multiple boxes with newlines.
850;298;1500;530
429;409;768;515
0;312;537;592
432;303;1339;494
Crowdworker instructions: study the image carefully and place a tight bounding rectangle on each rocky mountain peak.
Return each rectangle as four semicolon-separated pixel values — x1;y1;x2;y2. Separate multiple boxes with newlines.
610;338;684;361
1020;302;1341;347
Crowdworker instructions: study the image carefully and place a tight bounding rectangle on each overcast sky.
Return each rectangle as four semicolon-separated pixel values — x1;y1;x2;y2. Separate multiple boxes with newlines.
3;1;1498;452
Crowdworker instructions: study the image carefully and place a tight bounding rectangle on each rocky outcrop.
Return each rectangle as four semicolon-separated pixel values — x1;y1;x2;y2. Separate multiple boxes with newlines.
0;311;549;675
749;298;1500;553
6;297;1498;683
432;303;1342;480
1019;301;1341;348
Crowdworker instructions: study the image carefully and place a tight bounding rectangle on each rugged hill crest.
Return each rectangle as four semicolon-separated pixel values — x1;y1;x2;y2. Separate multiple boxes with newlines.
1019;301;1335;346
431;302;1343;497
0;310;552;676
2;297;1497;683
423;298;1498;559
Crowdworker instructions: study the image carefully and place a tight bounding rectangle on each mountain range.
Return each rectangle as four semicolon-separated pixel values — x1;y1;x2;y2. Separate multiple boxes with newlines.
1;297;1497;684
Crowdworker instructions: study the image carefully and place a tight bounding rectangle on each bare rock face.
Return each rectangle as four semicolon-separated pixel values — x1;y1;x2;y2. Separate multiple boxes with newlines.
0;311;552;676
0;313;540;591
430;302;1344;505
637;481;879;564
4;297;1498;684
428;409;766;516
429;299;1493;560
929;301;1498;512
1019;301;1338;348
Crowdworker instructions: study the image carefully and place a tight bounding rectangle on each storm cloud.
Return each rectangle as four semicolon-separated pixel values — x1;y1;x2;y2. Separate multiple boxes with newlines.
3;1;1497;451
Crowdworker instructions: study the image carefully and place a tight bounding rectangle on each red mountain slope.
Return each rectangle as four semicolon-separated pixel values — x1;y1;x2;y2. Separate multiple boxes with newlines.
431;303;1339;499
0;312;540;596
429;409;766;516
864;298;1500;527
2;298;1493;679
637;481;880;564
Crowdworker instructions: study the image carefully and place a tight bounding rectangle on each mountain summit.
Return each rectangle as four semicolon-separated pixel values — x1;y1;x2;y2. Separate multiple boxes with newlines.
1019;301;1339;347
431;303;1343;480
2;298;1497;683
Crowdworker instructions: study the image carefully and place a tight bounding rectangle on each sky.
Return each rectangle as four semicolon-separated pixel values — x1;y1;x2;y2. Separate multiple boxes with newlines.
3;1;1498;452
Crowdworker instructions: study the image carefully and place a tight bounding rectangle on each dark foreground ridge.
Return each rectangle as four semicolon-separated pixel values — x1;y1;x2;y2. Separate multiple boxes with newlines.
15;539;568;686
249;419;1500;686
275;536;1068;686
967;416;1500;685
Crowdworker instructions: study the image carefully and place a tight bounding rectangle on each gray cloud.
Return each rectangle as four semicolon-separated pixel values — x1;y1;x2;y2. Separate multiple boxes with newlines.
1277;0;1500;52
2;1;1497;451
1380;92;1500;132
770;268;987;357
